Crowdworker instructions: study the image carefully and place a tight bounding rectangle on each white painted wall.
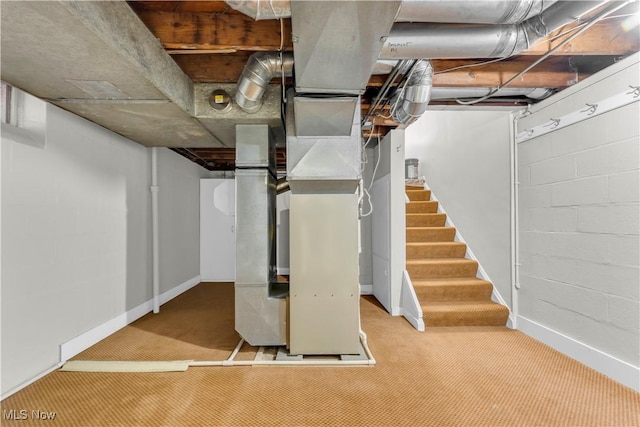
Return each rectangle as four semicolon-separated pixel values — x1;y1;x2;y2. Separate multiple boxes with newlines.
200;179;236;281
159;149;209;290
405;108;514;307
516;54;639;382
1;99;207;396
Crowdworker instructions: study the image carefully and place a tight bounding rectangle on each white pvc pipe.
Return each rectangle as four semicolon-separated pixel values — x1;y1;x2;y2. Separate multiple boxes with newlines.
509;113;520;328
151;147;160;314
188;336;376;367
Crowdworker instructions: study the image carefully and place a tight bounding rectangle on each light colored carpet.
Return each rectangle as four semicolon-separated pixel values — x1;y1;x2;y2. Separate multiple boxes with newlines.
2;282;639;426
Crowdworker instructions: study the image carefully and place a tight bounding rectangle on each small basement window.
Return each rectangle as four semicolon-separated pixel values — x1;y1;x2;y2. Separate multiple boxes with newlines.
1;81;46;148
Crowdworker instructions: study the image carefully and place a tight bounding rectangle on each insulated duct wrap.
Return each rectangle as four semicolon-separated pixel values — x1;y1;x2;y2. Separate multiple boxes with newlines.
391;60;433;126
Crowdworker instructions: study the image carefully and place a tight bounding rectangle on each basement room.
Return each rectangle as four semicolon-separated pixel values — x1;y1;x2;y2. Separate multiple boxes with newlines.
1;1;639;425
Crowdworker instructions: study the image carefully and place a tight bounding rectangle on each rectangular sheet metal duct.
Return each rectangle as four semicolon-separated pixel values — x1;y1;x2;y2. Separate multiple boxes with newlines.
290;0;401;94
234;124;286;346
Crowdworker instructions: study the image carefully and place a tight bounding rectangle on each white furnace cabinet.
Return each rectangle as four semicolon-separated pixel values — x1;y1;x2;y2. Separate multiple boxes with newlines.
200;179;235;281
289;193;361;355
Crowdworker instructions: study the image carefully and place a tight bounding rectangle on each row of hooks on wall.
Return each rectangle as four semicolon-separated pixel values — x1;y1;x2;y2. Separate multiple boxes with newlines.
516;85;640;144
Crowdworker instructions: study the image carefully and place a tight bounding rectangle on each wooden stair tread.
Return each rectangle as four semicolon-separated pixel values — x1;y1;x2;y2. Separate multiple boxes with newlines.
412;278;492;287
406;226;455;230
406;242;466;247
406;213;447;227
406;258;477;266
423;300;508;311
406;201;438;213
406;190;432;201
406;241;467;258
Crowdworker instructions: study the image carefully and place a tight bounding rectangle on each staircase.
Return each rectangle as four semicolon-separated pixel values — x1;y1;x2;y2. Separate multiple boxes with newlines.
405;185;509;327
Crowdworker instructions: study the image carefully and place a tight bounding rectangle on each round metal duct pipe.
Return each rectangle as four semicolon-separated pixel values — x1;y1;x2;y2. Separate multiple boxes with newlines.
430;87;555;100
381;1;608;59
235;52;293;113
390;60;433;126
395;0;557;24
226;0;557;24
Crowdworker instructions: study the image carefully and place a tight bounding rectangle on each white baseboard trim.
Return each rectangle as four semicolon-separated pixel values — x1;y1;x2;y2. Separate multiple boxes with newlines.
518;315;640;392
360;284;373;295
3;276;203;400
400;270;424;331
159;276;201;306
1;362;64;401
400;309;425;332
277;268;290;275
60;276;201;364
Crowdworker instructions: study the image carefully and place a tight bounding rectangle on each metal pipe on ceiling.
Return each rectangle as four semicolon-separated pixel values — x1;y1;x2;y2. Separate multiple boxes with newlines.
381;1;608;59
430;87;554;100
226;0;558;24
235;51;293;113
390;60;434;126
394;0;557;24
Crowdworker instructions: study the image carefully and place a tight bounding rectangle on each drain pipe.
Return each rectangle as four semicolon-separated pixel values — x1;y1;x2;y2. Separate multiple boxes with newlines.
151;147;160;314
390;60;433;126
235;52;293;113
509;112;520;328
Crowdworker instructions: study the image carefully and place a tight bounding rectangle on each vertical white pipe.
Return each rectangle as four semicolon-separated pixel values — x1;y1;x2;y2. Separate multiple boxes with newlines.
151;147;160;313
509;112;520;328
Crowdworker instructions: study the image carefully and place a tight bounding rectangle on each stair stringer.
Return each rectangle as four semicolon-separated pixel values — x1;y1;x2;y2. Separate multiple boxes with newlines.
420;182;515;328
400;270;425;331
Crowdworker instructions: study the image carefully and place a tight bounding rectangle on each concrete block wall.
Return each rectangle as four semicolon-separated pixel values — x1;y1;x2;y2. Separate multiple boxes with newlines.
517;54;639;370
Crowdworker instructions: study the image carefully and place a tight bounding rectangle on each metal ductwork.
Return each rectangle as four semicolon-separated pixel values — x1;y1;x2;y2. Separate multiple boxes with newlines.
235;52;293;113
395;0;557;24
430;87;555;100
390;60;433;126
228;0;557;24
225;0;291;20
381;1;607;59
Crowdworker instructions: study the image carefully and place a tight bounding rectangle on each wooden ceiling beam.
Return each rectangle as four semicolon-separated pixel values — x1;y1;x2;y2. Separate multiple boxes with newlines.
135;11;292;52
521;19;639;56
367;56;596;88
128;1;245;15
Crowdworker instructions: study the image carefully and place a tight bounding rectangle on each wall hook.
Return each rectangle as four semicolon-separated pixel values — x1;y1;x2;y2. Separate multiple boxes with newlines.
627;85;640;98
580;103;598;115
544;118;561;129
